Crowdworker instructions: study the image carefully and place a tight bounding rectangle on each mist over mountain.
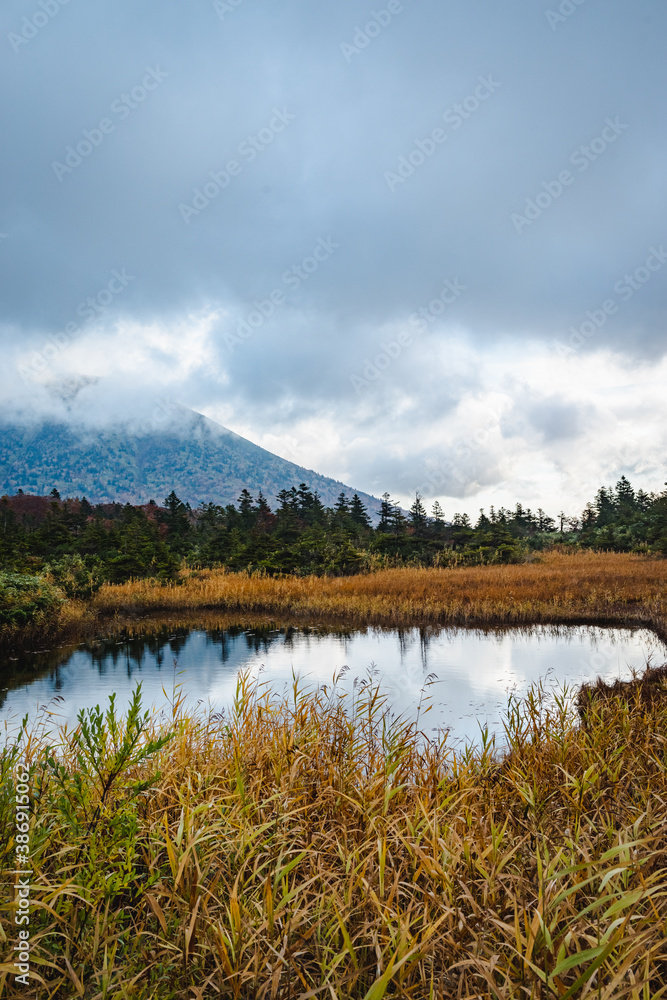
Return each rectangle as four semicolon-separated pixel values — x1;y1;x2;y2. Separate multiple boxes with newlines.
0;407;381;512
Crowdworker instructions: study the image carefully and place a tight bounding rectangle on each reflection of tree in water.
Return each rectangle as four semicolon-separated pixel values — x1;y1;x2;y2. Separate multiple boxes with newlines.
394;626;435;676
1;623;663;727
0;644;78;710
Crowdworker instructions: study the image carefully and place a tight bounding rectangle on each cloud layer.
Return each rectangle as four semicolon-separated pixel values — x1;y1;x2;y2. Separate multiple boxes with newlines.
1;0;666;516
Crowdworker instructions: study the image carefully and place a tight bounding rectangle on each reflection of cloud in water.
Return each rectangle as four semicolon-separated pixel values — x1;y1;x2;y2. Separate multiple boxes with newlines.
1;625;664;747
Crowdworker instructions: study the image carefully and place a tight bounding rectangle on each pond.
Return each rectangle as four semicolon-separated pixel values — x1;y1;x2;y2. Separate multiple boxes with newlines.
1;623;664;746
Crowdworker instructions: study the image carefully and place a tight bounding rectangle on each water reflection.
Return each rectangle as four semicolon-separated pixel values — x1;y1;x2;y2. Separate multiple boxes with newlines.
1;623;664;746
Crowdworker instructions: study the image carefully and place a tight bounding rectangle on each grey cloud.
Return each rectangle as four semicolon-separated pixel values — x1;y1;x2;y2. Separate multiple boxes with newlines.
1;0;666;509
501;393;597;444
2;0;665;345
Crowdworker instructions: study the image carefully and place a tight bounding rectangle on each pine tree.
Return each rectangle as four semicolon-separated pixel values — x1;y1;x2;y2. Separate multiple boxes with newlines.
163;491;190;538
378;493;395;533
350;494;371;528
615;476;636;517
237;489;255;528
431;501;445;523
256;490;271;515
409;492;428;536
476;509;491;529
335;492;350;517
537;508;555;532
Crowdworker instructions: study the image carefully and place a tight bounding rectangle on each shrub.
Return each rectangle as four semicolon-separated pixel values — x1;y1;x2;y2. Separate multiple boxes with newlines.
0;571;62;627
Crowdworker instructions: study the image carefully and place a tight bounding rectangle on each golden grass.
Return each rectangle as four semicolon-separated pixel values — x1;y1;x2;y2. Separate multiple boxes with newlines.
2;670;667;998
93;551;667;637
5;551;667;651
0;595;91;650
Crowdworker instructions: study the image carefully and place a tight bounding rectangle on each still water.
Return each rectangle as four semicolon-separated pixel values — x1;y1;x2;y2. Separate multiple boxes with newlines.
1;624;664;746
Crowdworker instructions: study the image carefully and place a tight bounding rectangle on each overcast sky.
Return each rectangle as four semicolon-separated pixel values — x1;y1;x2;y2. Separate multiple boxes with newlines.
1;0;666;517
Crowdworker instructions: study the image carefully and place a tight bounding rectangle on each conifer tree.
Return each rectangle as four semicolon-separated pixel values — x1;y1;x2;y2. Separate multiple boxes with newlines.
335;492;350;517
409;492;428;536
378;493;395;533
537;508;555;532
615;476;636;517
163;491;190;538
256;490;271;515
238;489;255;528
276;487;299;513
392;504;407;535
350;494;371;528
476;509;491;530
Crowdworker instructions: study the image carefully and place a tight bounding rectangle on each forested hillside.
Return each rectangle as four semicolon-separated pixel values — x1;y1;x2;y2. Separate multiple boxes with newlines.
0;409;379;511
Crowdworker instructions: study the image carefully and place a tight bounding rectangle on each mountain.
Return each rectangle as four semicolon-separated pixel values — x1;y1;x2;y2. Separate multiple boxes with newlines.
0;409;381;512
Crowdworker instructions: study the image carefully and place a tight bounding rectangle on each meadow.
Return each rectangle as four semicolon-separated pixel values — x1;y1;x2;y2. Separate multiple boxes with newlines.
90;550;667;637
6;550;667;667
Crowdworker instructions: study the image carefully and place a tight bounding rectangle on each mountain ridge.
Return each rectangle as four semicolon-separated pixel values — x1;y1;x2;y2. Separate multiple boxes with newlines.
0;408;381;513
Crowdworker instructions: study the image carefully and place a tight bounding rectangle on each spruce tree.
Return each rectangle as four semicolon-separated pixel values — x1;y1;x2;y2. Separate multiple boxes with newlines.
537;508;555;532
350;494;371;528
256;490;271;515
163;491;190;538
238;489;255;528
276;487;299;513
476;509;491;530
615;476;636;519
335;492;350;517
409;492;428;536
391;504;407;535
378;493;395;532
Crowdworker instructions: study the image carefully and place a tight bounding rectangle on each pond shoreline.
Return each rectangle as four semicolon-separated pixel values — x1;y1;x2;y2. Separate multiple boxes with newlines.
2;614;665;744
4;603;667;656
4;641;667;997
3;551;667;655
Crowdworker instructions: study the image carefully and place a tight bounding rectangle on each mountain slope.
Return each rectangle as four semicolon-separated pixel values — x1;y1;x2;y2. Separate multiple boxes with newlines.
0;410;381;512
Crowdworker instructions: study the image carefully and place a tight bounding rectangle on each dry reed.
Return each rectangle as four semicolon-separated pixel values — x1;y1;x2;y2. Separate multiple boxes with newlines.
93;551;667;637
2;667;667;998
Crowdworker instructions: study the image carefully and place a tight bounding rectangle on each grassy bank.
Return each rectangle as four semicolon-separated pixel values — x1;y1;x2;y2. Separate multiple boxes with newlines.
91;550;667;635
5;550;667;652
1;669;667;998
0;571;84;649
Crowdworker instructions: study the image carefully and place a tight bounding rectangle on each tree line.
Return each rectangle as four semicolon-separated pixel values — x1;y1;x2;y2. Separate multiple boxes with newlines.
1;475;667;596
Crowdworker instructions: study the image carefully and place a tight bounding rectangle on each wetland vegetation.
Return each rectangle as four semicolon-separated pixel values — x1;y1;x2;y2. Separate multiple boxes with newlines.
2;667;667;997
3;479;667;997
